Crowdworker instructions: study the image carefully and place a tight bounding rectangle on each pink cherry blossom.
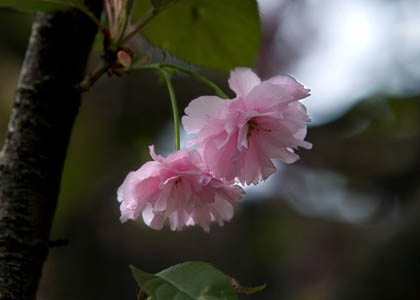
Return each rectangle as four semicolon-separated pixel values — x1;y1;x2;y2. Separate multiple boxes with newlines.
117;146;244;232
182;67;312;185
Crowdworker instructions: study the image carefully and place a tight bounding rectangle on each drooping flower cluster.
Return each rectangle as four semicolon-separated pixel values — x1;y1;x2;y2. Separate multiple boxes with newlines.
118;146;244;232
183;68;312;185
118;68;311;231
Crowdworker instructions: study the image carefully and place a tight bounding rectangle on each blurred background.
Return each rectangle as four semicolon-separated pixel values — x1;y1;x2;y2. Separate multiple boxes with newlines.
1;0;420;299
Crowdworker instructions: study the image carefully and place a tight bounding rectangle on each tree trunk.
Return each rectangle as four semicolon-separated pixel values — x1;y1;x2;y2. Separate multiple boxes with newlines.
0;2;101;299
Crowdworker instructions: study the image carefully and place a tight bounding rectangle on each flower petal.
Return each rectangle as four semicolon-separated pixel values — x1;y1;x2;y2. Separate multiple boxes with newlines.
211;194;234;222
153;180;174;212
149;145;165;162
245;82;293;112
228;67;261;98
182;96;229;134
118;147;243;231
142;204;165;230
266;74;310;100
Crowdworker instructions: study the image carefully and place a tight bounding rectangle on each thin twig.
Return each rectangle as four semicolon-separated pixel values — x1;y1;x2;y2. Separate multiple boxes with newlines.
76;60;111;92
75;7;156;93
126;63;230;99
121;7;155;45
80;6;107;31
161;64;229;99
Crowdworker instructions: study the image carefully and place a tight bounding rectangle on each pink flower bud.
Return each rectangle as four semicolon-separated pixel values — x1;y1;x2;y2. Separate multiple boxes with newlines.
117;50;132;68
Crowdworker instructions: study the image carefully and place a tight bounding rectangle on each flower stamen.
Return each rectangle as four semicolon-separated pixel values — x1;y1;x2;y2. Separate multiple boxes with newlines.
247;118;271;139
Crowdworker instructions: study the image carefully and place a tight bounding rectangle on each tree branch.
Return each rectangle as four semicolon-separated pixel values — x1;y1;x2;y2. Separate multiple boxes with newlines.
0;2;101;299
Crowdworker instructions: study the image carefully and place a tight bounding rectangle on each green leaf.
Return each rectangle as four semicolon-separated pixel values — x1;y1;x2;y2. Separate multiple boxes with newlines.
114;0;135;42
92;30;104;52
231;278;267;295
151;0;176;13
133;0;261;72
130;262;239;300
0;0;85;12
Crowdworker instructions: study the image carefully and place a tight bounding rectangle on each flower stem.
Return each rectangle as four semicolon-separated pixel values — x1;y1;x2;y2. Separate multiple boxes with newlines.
126;64;229;99
158;69;181;151
122;63;231;150
161;64;229;99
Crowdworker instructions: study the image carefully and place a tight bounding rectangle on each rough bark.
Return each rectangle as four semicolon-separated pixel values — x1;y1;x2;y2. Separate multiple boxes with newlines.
0;2;100;300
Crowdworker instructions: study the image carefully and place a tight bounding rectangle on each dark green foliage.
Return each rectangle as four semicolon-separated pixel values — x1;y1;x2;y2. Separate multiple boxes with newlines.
151;0;175;13
0;0;85;12
130;262;239;300
133;0;261;72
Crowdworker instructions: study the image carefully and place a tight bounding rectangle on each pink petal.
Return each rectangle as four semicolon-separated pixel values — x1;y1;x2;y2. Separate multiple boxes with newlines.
119;200;141;223
193;206;212;232
261;135;300;163
117;164;161;223
237;124;249;151
183;96;229;133
211;195;234;222
153;180;174;212
238;138;261;185
149;145;164;162
277;148;300;164
228;68;261;98
266;74;310;100
255;146;277;181
118;147;243;232
245;82;293;112
149;213;165;230
169;184;189;230
180;69;312;186
201;131;243;180
142;204;165;230
294;126;307;141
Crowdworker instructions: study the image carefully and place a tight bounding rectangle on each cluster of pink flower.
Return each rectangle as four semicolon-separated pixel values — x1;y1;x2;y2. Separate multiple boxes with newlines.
118;68;312;231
